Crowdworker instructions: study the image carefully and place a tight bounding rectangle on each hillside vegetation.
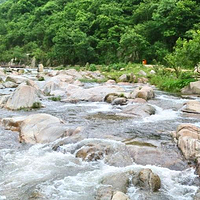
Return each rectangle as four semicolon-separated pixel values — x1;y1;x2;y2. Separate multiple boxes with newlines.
0;0;199;67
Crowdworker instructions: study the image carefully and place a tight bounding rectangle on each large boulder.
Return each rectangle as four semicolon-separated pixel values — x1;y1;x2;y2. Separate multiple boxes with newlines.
19;114;71;144
129;86;155;100
182;100;200;114
5;83;41;110
118;104;156;118
0;95;10;108
65;85;125;102
181;81;200;95
174;124;200;160
136;169;161;192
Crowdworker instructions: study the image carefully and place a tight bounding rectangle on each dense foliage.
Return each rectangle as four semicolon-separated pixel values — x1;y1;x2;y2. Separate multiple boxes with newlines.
0;0;199;67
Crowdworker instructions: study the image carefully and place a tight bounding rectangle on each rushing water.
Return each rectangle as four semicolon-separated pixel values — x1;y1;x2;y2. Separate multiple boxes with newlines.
0;83;200;200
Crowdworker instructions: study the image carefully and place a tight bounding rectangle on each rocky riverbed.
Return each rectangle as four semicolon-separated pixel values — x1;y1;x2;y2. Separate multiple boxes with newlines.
0;67;200;200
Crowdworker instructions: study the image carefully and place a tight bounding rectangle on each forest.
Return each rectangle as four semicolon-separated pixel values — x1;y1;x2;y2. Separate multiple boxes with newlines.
0;0;199;68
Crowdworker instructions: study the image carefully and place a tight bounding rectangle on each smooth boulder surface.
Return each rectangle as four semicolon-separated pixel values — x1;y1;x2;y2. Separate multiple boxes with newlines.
19;113;69;144
112;191;130;200
182;100;200;114
5;83;41;110
129;86;155;100
119;104;156;118
174;124;200;160
65;85;125;102
181;81;200;95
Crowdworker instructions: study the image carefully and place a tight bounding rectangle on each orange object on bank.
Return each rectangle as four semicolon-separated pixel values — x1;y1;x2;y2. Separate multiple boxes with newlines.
142;59;147;65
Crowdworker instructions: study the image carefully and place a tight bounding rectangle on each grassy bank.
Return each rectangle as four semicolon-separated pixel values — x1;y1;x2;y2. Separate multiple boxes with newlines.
54;63;196;93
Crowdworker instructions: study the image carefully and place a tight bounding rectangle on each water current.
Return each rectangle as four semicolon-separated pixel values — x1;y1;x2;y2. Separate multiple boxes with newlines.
0;82;199;200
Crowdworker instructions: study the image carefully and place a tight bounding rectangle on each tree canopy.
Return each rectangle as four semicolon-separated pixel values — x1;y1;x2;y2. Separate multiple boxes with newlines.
0;0;199;67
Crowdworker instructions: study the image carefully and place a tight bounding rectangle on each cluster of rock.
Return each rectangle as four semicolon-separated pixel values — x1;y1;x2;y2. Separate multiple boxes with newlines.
96;168;161;200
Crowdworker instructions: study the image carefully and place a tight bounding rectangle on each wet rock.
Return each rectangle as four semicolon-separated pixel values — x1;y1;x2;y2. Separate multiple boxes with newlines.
5;83;41;110
101;172;130;193
182;100;200;114
0;83;5;89
175;124;200;160
5;75;28;84
111;97;127;105
74;140;133;167
129;86;155;100
119;104;156;118
136;169;161;192
19;113;69;144
95;186;114;200
3;81;18;88
65;85;125;102
43;80;61;95
128;98;146;104
112;191;130;200
104;93;119;103
194;188;200;200
2;116;26;131
0;95;10;108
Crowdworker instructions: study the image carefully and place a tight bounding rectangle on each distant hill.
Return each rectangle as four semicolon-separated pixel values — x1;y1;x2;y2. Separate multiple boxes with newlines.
0;0;199;67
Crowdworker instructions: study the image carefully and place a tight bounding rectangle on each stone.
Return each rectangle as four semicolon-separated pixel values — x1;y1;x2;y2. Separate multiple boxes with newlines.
74;140;133;167
182;100;200;114
112;191;130;200
106;80;116;85
0;95;10;108
101;172;130;193
43;80;60;95
5;75;28;84
19;113;69;144
174;124;200;160
129;86;155;100
138;70;147;77
2;116;27;131
3;81;18;88
111;97;127;105
137;169;161;192
65;85;125;102
181;81;200;95
119;104;156;118
104;93;119;103
95;186;114;200
5;83;41;110
37;64;44;72
150;70;156;75
128;98;146;104
118;74;128;82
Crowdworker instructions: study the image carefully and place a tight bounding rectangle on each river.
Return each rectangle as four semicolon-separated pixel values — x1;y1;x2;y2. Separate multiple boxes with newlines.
0;81;199;200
